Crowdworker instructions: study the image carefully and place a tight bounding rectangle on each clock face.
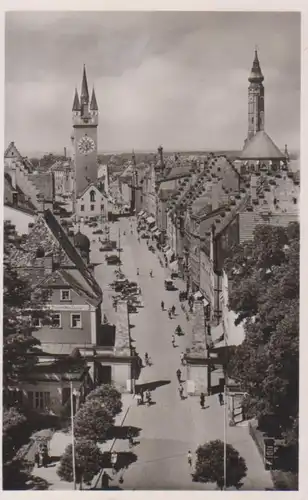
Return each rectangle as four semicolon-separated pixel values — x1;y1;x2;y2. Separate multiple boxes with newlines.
78;136;95;155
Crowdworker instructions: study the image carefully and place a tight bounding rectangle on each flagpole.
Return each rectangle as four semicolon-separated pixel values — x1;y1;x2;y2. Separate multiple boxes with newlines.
70;381;76;490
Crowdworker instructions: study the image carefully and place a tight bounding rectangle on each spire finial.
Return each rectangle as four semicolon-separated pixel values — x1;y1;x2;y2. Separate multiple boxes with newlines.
90;86;98;110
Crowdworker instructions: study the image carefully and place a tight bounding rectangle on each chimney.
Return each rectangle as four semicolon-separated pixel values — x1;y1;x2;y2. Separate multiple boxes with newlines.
64;147;67;158
158;145;164;169
250;174;258;201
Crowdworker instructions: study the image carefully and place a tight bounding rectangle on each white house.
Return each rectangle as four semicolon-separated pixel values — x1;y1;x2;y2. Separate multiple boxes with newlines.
75;180;108;220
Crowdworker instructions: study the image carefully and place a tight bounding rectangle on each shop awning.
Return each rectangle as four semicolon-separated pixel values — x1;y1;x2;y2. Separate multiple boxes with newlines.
169;260;178;271
146;216;155;225
150;225;158;232
194;291;204;300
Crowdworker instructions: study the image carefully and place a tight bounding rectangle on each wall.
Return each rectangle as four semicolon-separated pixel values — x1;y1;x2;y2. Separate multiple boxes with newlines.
4;205;35;235
73;125;98;197
200;248;214;310
19;379;84;414
113;362;132;392
186;363;209;395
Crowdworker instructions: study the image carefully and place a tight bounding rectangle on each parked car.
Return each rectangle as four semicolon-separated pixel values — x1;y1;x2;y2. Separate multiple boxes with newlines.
93;229;103;234
164;279;175;291
106;255;121;265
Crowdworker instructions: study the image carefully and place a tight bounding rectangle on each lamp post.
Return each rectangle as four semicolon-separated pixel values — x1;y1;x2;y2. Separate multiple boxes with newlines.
70;381;77;490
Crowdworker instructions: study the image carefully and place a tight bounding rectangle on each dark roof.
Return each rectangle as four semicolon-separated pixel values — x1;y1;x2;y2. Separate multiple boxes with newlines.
72;88;81;111
248;50;264;83
74;231;90;251
77;180;107;199
81;65;89;103
10;209;102;299
90;88;98;110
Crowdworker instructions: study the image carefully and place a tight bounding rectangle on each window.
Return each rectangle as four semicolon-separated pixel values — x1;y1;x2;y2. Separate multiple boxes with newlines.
101;204;105;211
51;313;61;328
90;190;96;202
60;290;71;301
28;391;50;410
81;205;85;212
90;204;95;211
71;313;82;328
33;316;42;328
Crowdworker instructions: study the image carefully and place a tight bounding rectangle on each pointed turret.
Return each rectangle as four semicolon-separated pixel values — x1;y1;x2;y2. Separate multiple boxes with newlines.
90;87;98;110
80;64;89;104
248;49;264;83
72;88;81;111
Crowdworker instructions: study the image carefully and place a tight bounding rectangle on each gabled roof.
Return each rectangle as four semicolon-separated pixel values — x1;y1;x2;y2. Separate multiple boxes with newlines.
28;172;55;201
241;131;285;160
10;209;102;300
81;65;89;103
77;179;107;199
4;141;23;160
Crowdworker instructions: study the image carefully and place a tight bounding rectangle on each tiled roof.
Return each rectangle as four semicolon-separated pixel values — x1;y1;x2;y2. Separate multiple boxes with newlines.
28;172;54;201
162;165;192;180
10;209;102;299
4;174;37;214
239;211;299;243
77;179;107;199
241;131;285;160
187;302;207;358
114;300;130;356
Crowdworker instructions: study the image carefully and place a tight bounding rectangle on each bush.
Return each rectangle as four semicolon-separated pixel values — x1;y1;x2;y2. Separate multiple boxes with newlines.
86;384;122;418
74;399;114;442
193;440;247;490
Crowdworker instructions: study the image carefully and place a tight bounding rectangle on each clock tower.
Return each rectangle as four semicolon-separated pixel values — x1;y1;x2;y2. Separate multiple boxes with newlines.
71;65;98;199
247;49;264;142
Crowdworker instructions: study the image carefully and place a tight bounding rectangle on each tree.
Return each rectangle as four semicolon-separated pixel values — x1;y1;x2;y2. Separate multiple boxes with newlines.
3;407;27;464
57;439;103;490
86;384;122;418
74;399;114;442
193;440;247;490
3;222;50;384
224;223;299;441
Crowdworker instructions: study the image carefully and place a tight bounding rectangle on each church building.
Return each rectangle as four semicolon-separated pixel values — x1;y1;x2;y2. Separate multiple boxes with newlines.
71;66;99;213
240;50;286;172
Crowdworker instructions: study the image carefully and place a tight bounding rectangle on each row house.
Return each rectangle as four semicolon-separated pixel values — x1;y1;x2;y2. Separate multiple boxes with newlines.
7;208;134;414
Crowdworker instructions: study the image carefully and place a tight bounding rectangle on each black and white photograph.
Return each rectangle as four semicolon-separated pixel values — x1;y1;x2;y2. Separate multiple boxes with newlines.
3;9;300;492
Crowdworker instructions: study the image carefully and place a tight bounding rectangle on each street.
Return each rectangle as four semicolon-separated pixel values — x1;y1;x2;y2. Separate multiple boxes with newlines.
85;217;273;490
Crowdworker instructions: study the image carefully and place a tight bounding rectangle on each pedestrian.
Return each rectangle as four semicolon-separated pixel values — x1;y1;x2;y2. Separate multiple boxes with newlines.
178;384;184;400
172;334;176;347
172;305;176;315
137;268;139;275
180;352;185;365
168;309;172;319
187;450;192;467
200;392;205;409
176;368;181;382
34;450;40;468
144;352;149;366
111;451;118;474
140;389;144;404
149;269;153;278
161;300;164;311
218;392;224;406
101;471;111;489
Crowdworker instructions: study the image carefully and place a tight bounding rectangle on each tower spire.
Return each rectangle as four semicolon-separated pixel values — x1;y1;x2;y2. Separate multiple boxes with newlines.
249;48;264;83
80;64;89;104
90;87;98;110
72;88;81;111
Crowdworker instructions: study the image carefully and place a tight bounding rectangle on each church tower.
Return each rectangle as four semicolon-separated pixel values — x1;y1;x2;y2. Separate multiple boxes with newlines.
247;49;264;142
71;65;98;199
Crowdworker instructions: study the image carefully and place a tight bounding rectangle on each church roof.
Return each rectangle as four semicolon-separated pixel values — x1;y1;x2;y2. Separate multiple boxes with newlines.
241;131;285;160
248;50;264;83
4;141;23;160
90;88;98;110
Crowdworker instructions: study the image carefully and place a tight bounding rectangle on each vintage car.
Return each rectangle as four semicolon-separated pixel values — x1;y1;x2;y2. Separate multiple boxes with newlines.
164;279;175;291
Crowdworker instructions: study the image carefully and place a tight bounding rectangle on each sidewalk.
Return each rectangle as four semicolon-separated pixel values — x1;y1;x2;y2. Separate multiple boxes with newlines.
29;393;134;490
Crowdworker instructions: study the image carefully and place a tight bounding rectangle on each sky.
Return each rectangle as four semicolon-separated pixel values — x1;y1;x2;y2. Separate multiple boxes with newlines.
5;11;300;155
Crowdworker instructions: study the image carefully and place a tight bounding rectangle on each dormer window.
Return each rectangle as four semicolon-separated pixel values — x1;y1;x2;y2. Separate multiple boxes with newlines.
60;290;71;301
90;190;96;202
